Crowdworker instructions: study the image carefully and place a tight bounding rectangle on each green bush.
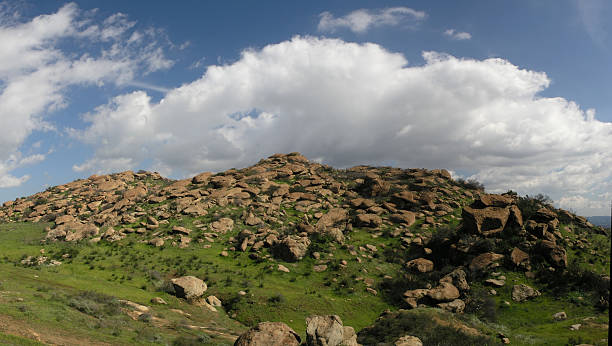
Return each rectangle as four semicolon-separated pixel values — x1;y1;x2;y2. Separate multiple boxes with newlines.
68;290;120;317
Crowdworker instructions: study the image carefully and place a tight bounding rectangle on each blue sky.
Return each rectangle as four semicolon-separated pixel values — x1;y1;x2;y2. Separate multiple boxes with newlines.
0;0;610;216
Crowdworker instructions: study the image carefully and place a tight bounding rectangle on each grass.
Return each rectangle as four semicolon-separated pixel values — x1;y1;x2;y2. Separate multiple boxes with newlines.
0;199;608;345
0;332;44;345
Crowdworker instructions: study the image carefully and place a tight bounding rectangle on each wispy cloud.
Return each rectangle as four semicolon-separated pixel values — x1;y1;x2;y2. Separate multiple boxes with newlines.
318;7;426;33
126;81;171;93
444;29;472;40
576;0;609;50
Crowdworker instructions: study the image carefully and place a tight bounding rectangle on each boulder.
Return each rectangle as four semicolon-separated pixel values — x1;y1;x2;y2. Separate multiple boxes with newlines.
533;207;557;222
390;212;416;226
475;194;514;208
316;208;349;230
206;295;222;307
391;191;418;209
403;289;429;309
272;235;311;262
360;173;390;197
469;252;504;272
211;217;234;233
439;268;470;292
462;206;510;236
427;282;460;302
171;276;207;300
234;321;301;346
192;172;213;184
553;311;567;321
306;315;353;346
437;299;466;313
538;240;567;268
511;284;540;302
354;214;382;228
406;258;434;273
510;247;530;268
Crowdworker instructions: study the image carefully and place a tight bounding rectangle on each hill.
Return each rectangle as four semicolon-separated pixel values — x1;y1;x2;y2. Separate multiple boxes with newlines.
588;216;611;230
0;152;608;345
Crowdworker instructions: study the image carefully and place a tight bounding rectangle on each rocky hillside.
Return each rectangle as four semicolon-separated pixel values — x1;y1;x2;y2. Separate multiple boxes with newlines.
0;152;609;345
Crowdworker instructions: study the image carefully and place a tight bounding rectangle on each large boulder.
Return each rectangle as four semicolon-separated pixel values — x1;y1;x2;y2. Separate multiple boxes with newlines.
234;321;301;346
316;208;349;230
171;276;207;300
306;315;358;346
272;235;311;262
462;206;510;236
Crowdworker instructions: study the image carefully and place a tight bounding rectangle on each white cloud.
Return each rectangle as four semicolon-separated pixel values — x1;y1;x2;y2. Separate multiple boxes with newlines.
0;2;173;187
444;29;472;40
72;36;612;216
318;7;426;33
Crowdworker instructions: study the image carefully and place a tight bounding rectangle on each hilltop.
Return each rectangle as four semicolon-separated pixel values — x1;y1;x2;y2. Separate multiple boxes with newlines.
0;153;609;345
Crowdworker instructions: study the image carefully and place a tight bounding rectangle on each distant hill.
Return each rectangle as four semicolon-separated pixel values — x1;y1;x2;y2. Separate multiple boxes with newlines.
588;216;611;229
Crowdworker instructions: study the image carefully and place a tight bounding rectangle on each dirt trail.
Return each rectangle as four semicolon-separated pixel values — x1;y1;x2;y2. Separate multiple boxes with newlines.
0;313;111;346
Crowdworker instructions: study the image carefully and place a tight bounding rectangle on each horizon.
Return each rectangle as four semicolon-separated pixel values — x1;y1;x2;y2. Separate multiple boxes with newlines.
0;0;610;216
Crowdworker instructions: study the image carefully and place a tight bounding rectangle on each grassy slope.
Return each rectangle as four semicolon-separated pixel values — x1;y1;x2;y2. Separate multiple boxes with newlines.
0;217;608;345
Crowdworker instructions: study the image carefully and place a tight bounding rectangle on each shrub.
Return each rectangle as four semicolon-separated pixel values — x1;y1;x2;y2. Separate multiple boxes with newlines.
268;293;286;304
465;289;498;323
172;334;211;345
516;194;552;221
454;178;485;191
357;309;498;345
68;290;120;317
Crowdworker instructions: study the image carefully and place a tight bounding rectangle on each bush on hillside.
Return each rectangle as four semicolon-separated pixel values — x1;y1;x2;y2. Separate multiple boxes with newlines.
454;178;485;191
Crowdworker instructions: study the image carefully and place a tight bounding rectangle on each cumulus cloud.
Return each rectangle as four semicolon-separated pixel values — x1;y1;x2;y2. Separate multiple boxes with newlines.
73;36;612;215
0;2;172;186
318;7;426;33
444;29;472;40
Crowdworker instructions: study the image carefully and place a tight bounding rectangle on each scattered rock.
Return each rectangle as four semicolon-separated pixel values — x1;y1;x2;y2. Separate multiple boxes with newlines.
206;295;222;307
278;264;290;273
552;311;567;321
150;297;167;305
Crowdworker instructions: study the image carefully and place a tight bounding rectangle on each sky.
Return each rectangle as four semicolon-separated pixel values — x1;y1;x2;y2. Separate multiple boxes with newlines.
0;0;610;216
